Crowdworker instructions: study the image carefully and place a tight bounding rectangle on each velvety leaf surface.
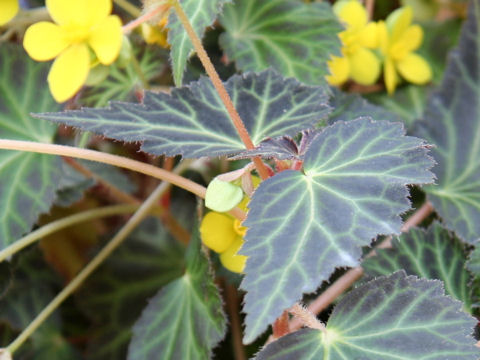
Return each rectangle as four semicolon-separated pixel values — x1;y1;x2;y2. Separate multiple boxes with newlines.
241;118;434;343
363;222;472;310
36;69;329;158
413;0;480;243
219;0;342;86
255;272;479;360
78;217;186;360
0;44;62;248
127;230;226;360
168;0;231;85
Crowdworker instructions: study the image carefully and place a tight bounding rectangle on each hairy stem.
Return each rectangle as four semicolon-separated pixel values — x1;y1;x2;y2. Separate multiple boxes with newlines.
0;139;246;221
170;0;270;180
0;139;205;197
288;201;434;332
0;205;139;263
122;3;169;33
114;0;142;17
289;303;325;332
7;181;172;354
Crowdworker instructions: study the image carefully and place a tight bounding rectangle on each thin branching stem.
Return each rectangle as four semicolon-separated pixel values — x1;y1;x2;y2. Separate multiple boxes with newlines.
113;0;142;17
63;157;139;205
0;139;246;221
0;205;139;263
122;3;169;34
7;176;177;353
170;0;270;180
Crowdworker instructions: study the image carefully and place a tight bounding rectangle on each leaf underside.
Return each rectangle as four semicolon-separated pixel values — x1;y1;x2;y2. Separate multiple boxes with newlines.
363;222;472;310
35;69;330;158
219;0;342;86
0;44;61;249
241;118;434;343
413;0;480;244
255;271;479;360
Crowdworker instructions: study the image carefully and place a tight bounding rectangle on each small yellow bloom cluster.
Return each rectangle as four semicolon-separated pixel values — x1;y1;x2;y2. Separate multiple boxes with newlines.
22;0;123;103
141;15;170;48
200;197;249;274
327;0;432;94
0;0;18;26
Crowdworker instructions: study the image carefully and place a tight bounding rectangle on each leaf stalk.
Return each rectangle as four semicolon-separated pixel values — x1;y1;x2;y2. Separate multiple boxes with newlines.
170;0;270;180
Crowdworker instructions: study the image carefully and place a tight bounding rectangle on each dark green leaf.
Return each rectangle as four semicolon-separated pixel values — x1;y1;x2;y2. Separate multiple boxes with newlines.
219;0;342;86
78;217;186;360
363;222;473;310
0;44;62;249
54;163;95;207
467;243;480;276
36;69;330;158
127;229;226;359
168;0;231;85
241;118;434;343
0;249;80;359
413;0;480;243
255;272;479;360
328;88;402;125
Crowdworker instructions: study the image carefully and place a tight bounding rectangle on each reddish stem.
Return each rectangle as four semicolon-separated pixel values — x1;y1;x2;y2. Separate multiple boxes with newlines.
272;311;290;339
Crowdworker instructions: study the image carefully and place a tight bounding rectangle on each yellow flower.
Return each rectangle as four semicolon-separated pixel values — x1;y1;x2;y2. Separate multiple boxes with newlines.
327;0;380;86
200;198;249;274
141;15;169;48
0;0;18;26
378;6;432;94
23;0;122;102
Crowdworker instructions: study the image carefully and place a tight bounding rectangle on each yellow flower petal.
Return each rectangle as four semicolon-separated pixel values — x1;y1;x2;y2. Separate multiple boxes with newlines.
388;6;413;43
0;0;18;26
23;22;69;61
334;0;367;31
384;58;398;94
200;212;236;253
47;44;90;102
220;237;247;273
358;22;379;49
395;24;423;55
377;21;389;55
349;48;380;85
397;53;432;85
85;0;112;26
88;15;123;65
141;23;169;47
46;0;111;27
326;55;350;86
